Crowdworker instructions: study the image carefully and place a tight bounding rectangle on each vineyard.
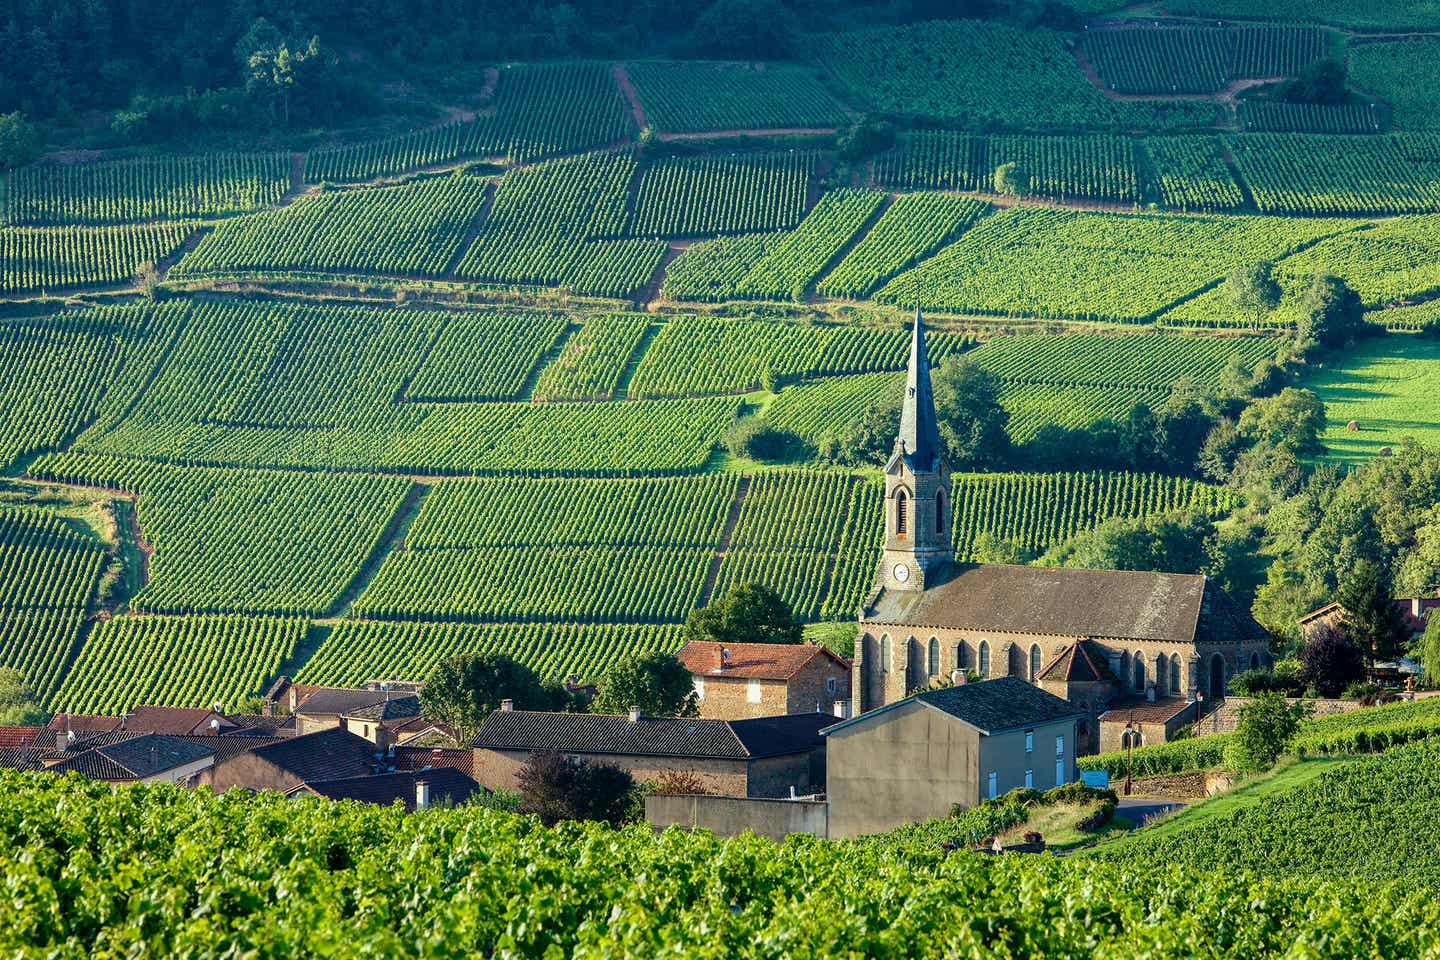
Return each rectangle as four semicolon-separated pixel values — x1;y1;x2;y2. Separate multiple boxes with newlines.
529;314;649;402
624;152;815;237
1348;39;1440;132
53;615;305;713
1;223;189;294
816;193;988;299
624;62;848;133
5;154;289;224
1226;134;1440;215
1082;24;1329;96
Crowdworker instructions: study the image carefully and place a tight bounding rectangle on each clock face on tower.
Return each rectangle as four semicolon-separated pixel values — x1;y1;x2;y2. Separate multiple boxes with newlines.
892;562;910;584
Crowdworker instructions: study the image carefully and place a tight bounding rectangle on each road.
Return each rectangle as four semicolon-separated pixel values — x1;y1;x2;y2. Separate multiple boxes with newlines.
1116;797;1187;827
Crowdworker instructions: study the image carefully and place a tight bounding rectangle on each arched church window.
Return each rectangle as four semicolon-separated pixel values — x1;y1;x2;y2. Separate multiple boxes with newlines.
1156;654;1167;692
978;641;990;678
1029;644;1041;681
1120;651;1131;688
955;643;968;670
896;491;908;536
928;638;939;675
880;635;892;673
1170;654;1181;694
1133;651;1145;691
936;489;947;536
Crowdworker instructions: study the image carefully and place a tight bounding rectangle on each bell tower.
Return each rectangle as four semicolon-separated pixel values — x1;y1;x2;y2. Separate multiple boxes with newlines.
878;307;952;592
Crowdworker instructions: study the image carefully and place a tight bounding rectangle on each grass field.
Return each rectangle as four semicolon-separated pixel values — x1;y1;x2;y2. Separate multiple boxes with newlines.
1306;335;1440;463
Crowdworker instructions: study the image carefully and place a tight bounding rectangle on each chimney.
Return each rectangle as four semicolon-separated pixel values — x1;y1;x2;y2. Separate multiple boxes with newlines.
209;717;221;735
951;669;965;686
628;704;641;723
415;779;430;811
1414;598;1424;619
833;699;850;719
719;647;730;671
499;698;514;712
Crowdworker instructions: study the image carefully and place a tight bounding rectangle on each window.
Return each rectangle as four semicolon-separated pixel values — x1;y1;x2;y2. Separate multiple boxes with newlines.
1056;759;1066;785
1029;644;1041;681
1156;654;1167;692
747;680;762;704
1024;769;1033;789
1025;730;1034;753
1055;735;1065;758
928;638;939;675
1170;653;1182;694
881;635;891;674
1133;652;1145;691
1119;651;1130;688
955;643;968;670
987;771;998;799
936;489;947;535
826;676;837;694
978;641;990;678
693;678;705;700
1250;652;1260;671
896;491;908;536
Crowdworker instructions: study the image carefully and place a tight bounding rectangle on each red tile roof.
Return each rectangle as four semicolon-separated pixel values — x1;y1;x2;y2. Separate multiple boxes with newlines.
123;705;236;736
0;726;42;750
677;641;850;681
393;745;474;778
46;713;124;734
1098;697;1194;725
1037;641;1117;685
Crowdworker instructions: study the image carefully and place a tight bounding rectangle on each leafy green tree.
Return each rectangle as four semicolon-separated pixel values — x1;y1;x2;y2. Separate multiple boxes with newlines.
1338;559;1409;668
1412;613;1440;686
1236;388;1326;456
1224;260;1282;330
0;112;41;169
969;532;1034;565
828;394;899;467
419;653;556;744
0;668;47;725
992;161;1028;197
1283;58;1348;105
1041;512;1212;574
1295;273;1367;353
1224;692;1307;773
590;652;698;717
683;582;802;646
688;0;796;58
516;751;637;826
725;417;805;463
933;360;1010;470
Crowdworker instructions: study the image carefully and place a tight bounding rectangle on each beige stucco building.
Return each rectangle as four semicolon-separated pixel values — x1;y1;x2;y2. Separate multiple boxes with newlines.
852;311;1271;750
825;677;1081;837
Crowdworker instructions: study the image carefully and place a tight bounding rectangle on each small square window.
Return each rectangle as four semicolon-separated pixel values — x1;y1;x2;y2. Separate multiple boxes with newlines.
826;676;837;694
747;679;762;704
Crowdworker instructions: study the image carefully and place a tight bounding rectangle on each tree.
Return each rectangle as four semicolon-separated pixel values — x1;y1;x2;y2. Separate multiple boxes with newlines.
933;360;1010;470
725;417;804;463
1337;559;1408;668
418;653;556;744
590;652;698;717
0;668;47;725
516;751;636;826
1223;692;1306;773
828;395;899;466
992;161;1028;197
1224;261;1281;330
1041;512;1212;574
1236;388;1326;456
1282;58;1348;106
683;582;803;646
1295;273;1366;353
135;261;161;301
1297;621;1367;697
1412;612;1440;686
0;112;41;169
688;0;796;58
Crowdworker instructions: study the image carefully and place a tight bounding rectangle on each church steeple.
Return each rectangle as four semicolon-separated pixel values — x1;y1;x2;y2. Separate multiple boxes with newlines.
895;306;943;472
875;305;952;595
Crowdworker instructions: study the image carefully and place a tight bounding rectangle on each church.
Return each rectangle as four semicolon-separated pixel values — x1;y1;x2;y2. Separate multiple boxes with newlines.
851;311;1272;748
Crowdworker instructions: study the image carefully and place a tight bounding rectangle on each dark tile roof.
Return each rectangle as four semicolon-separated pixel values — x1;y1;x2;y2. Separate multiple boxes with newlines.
46;713;124;734
224;714;297;738
1098;697;1194;725
474;710;829;760
172;735;283;765
243;727;380;782
123;706;235;736
295;768;482;811
677;641;850;681
1037;641;1118;684
825;677;1083;738
393;745;474;777
864;563;1267;645
341;696;420;722
37;729;144;759
0;746;42;771
48;733;215;781
295;688;400;717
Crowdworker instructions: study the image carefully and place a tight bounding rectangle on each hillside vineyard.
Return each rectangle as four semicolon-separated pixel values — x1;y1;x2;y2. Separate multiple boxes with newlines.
0;7;1437;738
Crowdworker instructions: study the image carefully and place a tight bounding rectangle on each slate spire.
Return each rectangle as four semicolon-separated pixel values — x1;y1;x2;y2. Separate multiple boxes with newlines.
896;305;942;470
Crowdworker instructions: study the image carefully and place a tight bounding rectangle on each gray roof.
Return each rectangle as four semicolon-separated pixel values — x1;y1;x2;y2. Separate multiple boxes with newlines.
296;768;482;810
296;688;398;716
48;733;215;780
893;306;944;472
864;563;1266;645
825;677;1082;737
341;696;420;722
243;728;380;782
473;711;831;760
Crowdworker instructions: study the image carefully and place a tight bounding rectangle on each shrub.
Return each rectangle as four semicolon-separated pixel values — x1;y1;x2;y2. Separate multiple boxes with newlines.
1224;693;1309;774
1298;622;1367;698
517;751;637;826
724;417;805;462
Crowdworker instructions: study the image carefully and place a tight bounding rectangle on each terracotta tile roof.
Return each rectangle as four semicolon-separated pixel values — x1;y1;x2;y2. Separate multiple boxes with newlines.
45;713;124;734
122;706;236;736
1099;697;1194;725
393;745;474;778
242;728;381;782
293;768;482;811
825;677;1084;737
1299;596;1440;636
864;563;1267;645
47;733;215;781
474;710;831;760
1037;641;1118;684
677;641;850;681
0;726;42;749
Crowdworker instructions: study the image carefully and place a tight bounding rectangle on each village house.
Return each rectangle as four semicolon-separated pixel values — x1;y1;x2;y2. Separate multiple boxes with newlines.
44;733;218;784
288;767;482;811
853;311;1271;740
676;640;851;720
291;688;420;736
472;704;829;798
824;677;1082;838
1298;591;1440;643
200;727;387;793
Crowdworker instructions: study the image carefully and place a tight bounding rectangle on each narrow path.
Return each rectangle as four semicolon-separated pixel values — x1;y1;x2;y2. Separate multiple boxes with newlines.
639;242;691;305
611;320;663;398
441;179;496;278
155;225;210;282
289;152;305;192
1219;143;1257;209
658;126;841;142
805;194;895;298
1116;797;1187;827
324;482;430;617
517;323;576;401
697;477;752;607
611;63;649;132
